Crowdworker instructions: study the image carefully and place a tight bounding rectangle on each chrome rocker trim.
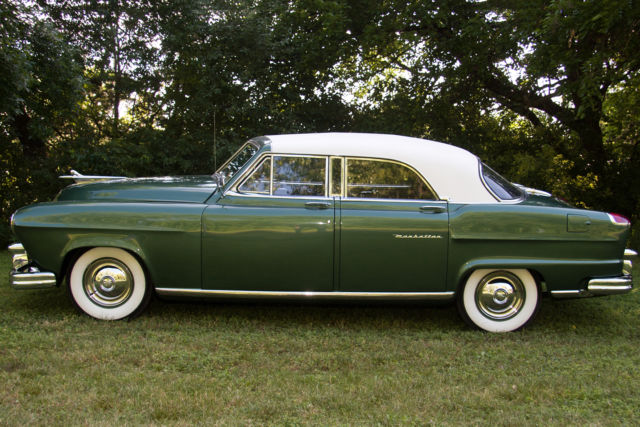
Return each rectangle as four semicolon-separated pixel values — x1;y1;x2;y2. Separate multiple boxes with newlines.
8;243;57;289
155;288;455;300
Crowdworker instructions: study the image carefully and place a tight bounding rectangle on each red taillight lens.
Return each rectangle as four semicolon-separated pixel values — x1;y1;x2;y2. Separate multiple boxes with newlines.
608;213;630;225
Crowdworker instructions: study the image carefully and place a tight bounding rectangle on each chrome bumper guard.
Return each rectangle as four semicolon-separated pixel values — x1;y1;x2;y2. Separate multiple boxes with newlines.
8;243;56;289
587;276;633;295
552;249;635;298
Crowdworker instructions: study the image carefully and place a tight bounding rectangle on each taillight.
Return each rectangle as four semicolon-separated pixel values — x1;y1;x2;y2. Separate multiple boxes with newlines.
608;213;630;225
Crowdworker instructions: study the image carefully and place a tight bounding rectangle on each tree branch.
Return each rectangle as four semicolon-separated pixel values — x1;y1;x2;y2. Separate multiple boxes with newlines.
481;66;577;128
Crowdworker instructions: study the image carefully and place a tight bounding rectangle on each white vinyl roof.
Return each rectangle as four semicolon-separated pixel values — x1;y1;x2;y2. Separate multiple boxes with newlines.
264;132;496;203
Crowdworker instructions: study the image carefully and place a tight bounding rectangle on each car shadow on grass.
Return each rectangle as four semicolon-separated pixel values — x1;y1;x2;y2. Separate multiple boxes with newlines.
148;295;465;332
3;285;636;336
145;291;637;336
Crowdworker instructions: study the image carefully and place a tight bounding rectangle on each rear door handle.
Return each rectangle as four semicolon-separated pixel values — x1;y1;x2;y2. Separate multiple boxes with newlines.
420;205;446;214
305;201;331;210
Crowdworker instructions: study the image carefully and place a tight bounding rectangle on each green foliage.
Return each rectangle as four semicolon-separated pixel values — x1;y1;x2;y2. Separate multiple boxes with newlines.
1;0;640;246
602;74;640;247
0;1;85;244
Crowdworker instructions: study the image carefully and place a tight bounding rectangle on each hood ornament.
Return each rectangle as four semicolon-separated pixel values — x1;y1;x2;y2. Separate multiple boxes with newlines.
59;169;127;184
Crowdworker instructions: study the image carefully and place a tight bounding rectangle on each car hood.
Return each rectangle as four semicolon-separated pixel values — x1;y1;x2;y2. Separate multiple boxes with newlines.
56;176;219;203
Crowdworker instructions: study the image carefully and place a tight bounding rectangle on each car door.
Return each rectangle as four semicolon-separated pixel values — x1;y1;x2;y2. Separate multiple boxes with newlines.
337;157;449;292
202;154;335;291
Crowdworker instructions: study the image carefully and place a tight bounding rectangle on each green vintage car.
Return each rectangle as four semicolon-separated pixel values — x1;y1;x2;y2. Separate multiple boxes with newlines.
8;133;635;332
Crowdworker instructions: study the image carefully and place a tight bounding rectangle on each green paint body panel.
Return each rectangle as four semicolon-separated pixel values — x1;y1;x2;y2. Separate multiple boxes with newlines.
12;201;205;288
10;175;631;296
56;176;218;204
339;199;448;291
202;194;334;291
446;203;628;291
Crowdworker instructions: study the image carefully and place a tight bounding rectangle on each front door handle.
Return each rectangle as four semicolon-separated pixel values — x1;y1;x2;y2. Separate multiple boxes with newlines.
420;205;446;214
305;201;331;210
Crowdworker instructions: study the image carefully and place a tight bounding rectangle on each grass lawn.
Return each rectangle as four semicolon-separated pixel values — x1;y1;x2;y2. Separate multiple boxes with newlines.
1;251;639;425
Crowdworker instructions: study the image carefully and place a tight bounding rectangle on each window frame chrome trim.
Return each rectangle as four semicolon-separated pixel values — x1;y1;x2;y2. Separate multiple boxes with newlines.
228;152;441;202
343;156;440;201
214;140;261;175
224;190;333;201
478;160;525;204
237;156;271;195
233;152;331;199
329;156;343;197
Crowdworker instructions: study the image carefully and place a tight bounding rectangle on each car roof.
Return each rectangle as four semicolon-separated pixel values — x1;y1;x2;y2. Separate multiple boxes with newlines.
261;132;496;203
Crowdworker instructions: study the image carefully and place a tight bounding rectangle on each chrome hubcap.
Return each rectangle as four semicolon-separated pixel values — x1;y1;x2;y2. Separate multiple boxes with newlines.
83;258;133;308
475;271;526;321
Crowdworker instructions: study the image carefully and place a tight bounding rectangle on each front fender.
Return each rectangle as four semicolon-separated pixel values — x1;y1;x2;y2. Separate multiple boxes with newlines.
12;201;206;287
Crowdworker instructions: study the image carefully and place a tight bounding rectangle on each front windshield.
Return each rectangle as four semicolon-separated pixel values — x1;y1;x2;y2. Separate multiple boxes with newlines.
215;142;259;183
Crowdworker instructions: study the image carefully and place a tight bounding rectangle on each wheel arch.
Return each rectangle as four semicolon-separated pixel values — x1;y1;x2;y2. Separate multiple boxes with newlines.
454;258;546;293
61;239;153;286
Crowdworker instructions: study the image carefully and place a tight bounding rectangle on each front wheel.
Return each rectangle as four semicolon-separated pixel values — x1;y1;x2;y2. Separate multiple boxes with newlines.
458;269;540;332
69;247;150;320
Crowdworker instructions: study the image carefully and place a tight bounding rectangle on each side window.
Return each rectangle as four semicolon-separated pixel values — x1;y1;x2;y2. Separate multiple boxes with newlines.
346;158;436;200
238;157;271;194
273;156;326;196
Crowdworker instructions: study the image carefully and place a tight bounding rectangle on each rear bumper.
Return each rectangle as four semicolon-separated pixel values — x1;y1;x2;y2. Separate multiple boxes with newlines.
551;249;635;298
586;276;633;295
8;243;57;289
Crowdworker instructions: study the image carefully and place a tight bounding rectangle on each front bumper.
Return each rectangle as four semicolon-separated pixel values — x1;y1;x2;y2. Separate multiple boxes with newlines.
551;249;636;298
8;243;56;289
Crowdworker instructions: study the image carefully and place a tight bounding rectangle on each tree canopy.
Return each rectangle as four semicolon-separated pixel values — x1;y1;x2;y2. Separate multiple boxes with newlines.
1;0;639;246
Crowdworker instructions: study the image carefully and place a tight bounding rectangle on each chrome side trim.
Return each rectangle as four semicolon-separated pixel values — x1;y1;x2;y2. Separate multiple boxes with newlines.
155;288;455;300
10;271;57;289
549;290;587;298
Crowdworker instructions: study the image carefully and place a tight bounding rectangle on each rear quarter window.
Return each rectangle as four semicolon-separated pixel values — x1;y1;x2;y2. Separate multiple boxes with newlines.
480;163;524;201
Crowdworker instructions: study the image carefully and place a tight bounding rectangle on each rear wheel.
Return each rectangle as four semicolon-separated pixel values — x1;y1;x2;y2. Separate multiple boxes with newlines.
69;247;150;320
458;269;540;332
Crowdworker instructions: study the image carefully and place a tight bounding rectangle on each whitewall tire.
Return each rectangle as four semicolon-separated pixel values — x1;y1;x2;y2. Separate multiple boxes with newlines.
458;269;540;332
69;247;150;320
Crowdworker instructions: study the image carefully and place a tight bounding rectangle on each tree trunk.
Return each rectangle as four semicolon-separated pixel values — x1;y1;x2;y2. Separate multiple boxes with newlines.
12;107;46;159
572;114;606;178
112;0;121;136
